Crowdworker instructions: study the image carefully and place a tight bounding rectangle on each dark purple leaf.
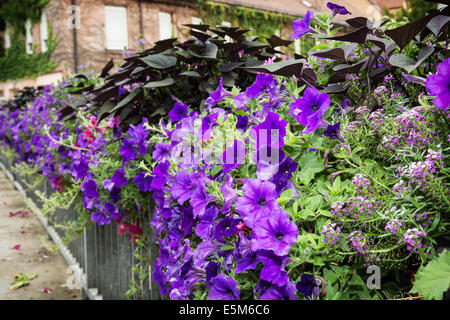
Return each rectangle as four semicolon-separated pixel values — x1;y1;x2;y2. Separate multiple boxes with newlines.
311;45;357;62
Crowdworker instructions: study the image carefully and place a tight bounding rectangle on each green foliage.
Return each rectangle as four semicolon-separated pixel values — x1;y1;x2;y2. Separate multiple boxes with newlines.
394;0;437;22
0;27;57;81
410;250;450;300
0;0;49;33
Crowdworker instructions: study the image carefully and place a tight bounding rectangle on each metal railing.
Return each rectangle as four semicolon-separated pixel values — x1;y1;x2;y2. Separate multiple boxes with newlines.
0;152;162;300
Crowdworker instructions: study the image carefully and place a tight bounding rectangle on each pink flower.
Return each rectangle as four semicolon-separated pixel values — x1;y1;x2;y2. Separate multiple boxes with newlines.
12;245;21;250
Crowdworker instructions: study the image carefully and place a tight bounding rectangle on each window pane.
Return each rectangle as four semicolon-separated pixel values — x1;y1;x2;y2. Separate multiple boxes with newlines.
40;12;48;52
159;12;172;40
105;6;128;50
25;19;33;54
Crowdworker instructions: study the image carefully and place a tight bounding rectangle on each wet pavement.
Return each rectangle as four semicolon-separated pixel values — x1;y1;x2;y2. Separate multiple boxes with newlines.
0;170;80;300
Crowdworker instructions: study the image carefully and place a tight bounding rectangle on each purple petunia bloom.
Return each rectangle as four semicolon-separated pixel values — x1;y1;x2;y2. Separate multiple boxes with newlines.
91;210;111;225
169;102;188;122
296;274;320;299
290;10;314;40
128;117;149;155
250;112;287;150
152;142;172;162
133;171;153;192
272;156;298;193
111;169;128;188
220;174;238;213
205;261;220;283
103;201;120;220
222;140;247;173
73;157;89;181
235;178;280;228
204;77;233;108
251;209;298;256
214;216;239;240
290;87;330;134
201;112;219;140
81;179;99;199
425;58;450;109
257;250;289;287
259;282;298;300
120;138;137;163
195;205;219;239
323;122;344;142
236;115;249;131
189;184;210;218
171;171;204;205
245;73;275;99
150;160;170;190
208;274;240;300
327;2;351;16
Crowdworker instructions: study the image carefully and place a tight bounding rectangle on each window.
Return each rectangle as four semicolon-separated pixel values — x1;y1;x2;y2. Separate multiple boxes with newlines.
40;12;48;52
25;19;33;54
294;39;301;55
159;12;172;40
105;6;128;50
192;16;202;25
221;21;231;42
4;24;10;50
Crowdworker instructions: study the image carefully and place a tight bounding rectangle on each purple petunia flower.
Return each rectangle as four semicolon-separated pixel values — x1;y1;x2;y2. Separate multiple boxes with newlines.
169;102;188;122
189;184;210;218
150;160;170;191
152;142;172;162
214;216;239;240
323;122;344;142
220;174;238;213
251;209;298;256
204;77;233;108
296;273;320;299
201;112;219;140
272;156;298;193
290;10;314;40
73;158;89;181
222;140;247;173
111;169;128;188
81;179;99;199
290;87;330;134
235;179;280;228
245;73;275;99
103;201;120;220
171;171;204;205
120;138;137;163
425;58;450;109
236;115;249;131
208;274;240;300
91;209;111;225
250;111;287;150
259;282;298;300
257;250;289;287
205;261;220;283
327;2;351;16
133;171;153;192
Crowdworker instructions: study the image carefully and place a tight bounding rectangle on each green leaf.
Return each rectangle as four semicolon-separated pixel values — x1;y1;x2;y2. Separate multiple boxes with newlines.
410;250;450;300
277;188;293;204
9;273;38;290
298;152;324;173
210;165;223;176
299;167;315;185
305;195;322;211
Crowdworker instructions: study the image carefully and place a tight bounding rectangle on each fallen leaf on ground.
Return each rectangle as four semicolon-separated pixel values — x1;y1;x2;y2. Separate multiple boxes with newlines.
12;245;21;250
9;273;38;290
41;287;52;294
21;212;29;218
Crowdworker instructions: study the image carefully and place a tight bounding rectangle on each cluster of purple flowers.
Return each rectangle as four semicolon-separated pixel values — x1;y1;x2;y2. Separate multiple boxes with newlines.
403;228;426;254
385;219;404;234
147;76;306;300
331;196;379;225
381;108;438;152
348;231;369;255
395;148;444;192
412;212;434;229
321;222;343;248
352;174;374;195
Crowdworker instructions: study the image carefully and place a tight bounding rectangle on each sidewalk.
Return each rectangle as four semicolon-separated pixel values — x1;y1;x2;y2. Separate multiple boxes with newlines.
0;171;79;300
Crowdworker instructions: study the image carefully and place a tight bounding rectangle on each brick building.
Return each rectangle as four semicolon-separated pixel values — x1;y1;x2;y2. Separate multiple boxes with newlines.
0;0;380;101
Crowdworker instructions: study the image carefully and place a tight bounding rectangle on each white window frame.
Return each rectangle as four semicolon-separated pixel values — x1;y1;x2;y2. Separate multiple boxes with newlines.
25;19;33;54
104;6;128;50
40;11;48;52
4;24;11;50
221;21;231;42
294;39;301;55
159;11;173;40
